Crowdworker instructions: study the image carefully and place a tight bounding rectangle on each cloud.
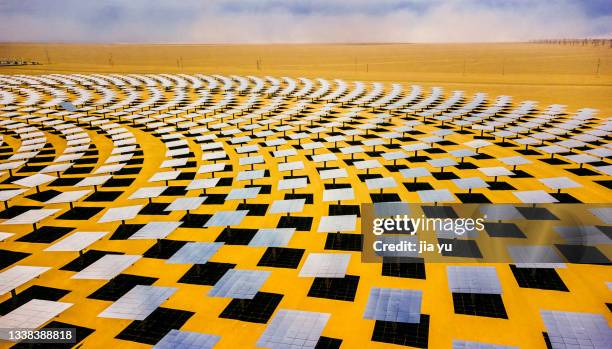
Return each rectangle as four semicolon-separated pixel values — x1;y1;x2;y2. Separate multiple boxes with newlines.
0;0;610;43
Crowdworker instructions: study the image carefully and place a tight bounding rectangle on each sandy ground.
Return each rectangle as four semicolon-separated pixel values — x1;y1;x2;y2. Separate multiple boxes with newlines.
1;42;611;115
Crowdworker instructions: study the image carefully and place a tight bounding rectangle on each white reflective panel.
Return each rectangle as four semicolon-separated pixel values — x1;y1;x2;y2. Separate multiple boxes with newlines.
278;177;308;191
374;202;409;217
45;231;108;252
153;329;221;349
554;226;611;245
512;190;558;204
363;287;422;323
0;232;14;241
269;199;305;214
365;177;397;190
71;255;141;280
0;300;72;333
12;173;56;188
128;186;167;200
249;228;295;247
93;163;125;174
75;175;112;187
299;253;350;278
0;266;51;296
45;190;91;204
1;209;60;225
541;310;612;349
507;246;566;269
589;208;612;224
130;221;182;240
478;167;514;177
538;177;581;190
164;197;206;212
452;340;519;349
208;269;270;299
226;187;260;201
149;170;181;183
322;188;354;202
204;210;248;227
98;285;176;320
0;189;27;201
317;215;357;233
417;189;455;203
452;177;489;190
98;205;143;223
167;242;223;264
447;266;502;294
257;309;330;349
186;178;220;191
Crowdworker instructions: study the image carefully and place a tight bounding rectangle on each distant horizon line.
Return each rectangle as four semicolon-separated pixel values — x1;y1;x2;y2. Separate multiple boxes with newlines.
2;40;609;46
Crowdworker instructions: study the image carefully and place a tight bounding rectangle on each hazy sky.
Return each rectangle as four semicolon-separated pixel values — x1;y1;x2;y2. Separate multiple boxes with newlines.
1;0;610;43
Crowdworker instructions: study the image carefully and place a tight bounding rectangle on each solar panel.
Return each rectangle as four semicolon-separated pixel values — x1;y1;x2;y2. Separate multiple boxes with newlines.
317;215;357;233
417;189;455;203
164;197;206;212
71;254;141;280
0;300;72;333
554;225;611;245
452;177;489;190
452;340;519;349
541;310;612;349
208;269;270;299
400;167;431;179
98;285;177;320
0;232;13;241
513;190;558;204
98;205;143;223
149;170;181;183
12;173;56;187
447;266;502;294
3;205;58;225
93;163;125;174
0;189;27;201
153;329;221;349
363;287;422;323
130;221;182;240
588;208;612;224
74;174;112;187
478;167;514;177
167;242;223;264
128;186;167;200
322;188;354;202
374;202;410;217
197;163;226;174
278;177;308;191
237;169;264;181
205;210;248;227
257;309;330;349
539;177;581;190
319;168;347;180
0;266;51;296
507;246;566;269
367;177;398;190
60;101;77;112
186;178;220;191
249;228;295;247
226;187;261;201
269;199;305;214
299;253;350;278
45;189;91;204
45;231;108;252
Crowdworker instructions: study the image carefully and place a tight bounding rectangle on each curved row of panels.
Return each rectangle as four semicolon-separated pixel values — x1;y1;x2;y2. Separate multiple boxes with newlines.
0;73;610;349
